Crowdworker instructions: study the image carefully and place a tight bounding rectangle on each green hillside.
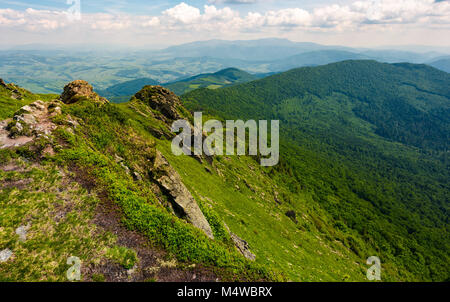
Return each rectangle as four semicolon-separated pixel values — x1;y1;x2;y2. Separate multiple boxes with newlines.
1;79;380;282
182;60;450;281
0;60;448;282
164;68;259;95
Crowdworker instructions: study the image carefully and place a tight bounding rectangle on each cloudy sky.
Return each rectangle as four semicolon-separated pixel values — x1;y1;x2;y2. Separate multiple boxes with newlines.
0;0;449;48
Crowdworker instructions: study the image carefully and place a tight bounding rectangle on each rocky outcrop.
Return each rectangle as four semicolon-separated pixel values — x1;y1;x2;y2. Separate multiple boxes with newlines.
61;80;108;104
0;78;6;88
0;100;66;149
152;150;214;239
223;223;256;261
230;233;256;261
134;86;183;120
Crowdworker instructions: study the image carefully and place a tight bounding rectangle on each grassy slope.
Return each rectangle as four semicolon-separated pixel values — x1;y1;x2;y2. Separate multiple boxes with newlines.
158;141;374;281
0;84;57;120
0;89;281;281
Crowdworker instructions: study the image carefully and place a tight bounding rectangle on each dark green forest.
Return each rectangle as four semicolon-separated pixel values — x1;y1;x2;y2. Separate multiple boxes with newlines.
182;60;450;281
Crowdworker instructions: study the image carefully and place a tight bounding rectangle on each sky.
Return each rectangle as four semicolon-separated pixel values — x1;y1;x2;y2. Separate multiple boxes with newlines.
0;0;449;48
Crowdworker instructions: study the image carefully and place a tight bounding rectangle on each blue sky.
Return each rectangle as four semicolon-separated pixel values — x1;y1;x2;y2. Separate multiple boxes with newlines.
0;0;351;14
0;0;449;48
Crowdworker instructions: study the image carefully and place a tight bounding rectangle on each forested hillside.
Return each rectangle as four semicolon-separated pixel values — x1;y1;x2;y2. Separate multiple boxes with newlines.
182;60;450;281
164;68;258;95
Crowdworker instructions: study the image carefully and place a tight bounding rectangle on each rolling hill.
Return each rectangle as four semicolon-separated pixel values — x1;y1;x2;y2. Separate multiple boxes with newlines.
0;60;449;281
0;78;384;282
164;68;259;95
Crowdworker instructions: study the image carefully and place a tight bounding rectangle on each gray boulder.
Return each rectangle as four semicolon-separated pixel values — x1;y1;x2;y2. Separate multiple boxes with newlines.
152;150;214;239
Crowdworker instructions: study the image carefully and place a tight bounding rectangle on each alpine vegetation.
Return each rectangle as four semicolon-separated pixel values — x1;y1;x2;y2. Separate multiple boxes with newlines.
171;112;279;166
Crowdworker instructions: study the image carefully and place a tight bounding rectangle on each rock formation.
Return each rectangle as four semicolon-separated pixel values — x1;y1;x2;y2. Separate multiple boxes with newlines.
223;223;256;261
61;80;108;104
152;150;214;239
230;233;256;261
134;85;183;120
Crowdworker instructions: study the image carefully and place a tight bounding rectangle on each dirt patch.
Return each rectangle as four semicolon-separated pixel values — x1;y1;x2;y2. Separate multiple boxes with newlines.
84;197;219;282
0;161;25;172
67;164;219;282
0;178;33;190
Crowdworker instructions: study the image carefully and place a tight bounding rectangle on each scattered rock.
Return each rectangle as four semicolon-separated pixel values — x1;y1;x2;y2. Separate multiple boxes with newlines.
0;100;60;149
157;258;177;269
230;233;256;261
152;150;214;239
133;171;142;181
42;145;55;156
120;162;130;174
274;191;281;204
114;154;124;163
285;210;297;223
0;78;6;87
61;80;108;104
15;225;30;242
0;249;13;262
10;92;21;100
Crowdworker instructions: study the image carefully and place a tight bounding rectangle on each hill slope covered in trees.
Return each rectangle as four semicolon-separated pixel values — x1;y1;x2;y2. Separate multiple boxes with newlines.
182;60;450;281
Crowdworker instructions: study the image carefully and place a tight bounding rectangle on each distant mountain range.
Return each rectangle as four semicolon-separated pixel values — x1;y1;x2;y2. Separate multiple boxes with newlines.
428;57;450;73
1;39;449;95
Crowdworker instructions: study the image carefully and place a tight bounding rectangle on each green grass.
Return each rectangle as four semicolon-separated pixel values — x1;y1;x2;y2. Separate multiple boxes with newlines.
49;99;283;281
0;158;117;281
106;246;138;269
0;84;58;120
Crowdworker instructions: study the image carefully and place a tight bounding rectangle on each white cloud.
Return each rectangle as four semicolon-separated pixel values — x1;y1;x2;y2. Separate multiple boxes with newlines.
208;0;257;4
0;0;449;45
163;2;201;24
141;16;160;28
